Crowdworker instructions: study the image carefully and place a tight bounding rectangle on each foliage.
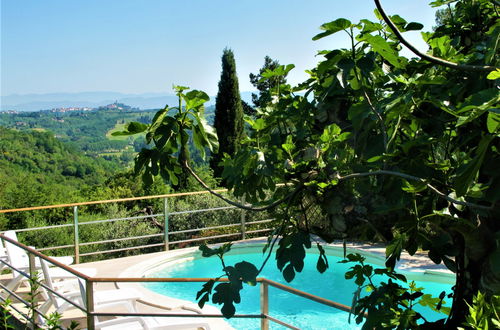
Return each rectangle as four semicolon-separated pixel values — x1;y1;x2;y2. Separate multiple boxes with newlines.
133;0;499;327
249;56;287;111
341;253;450;329
459;291;500;330
210;48;245;180
241;100;256;118
0;299;14;329
115;86;218;189
0;127;120;229
0;272;79;329
0;127;118;183
195;243;259;318
27;271;42;328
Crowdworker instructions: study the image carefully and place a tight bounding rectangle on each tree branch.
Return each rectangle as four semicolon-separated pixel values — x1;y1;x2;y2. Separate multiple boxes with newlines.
182;160;303;211
374;0;498;72
363;89;388;153
337;170;493;210
349;27;388;153
184;158;491;212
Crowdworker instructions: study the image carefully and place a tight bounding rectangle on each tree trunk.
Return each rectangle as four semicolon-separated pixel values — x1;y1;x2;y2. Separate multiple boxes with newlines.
175;144;190;191
446;243;481;328
446;213;499;328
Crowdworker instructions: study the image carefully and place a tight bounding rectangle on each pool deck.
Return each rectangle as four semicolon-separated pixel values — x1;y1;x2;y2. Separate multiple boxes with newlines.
2;237;453;329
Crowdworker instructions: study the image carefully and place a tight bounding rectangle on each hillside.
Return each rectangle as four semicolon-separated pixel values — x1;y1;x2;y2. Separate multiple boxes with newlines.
0;108;156;156
0;127;122;214
0;102;216;215
0;105;215;158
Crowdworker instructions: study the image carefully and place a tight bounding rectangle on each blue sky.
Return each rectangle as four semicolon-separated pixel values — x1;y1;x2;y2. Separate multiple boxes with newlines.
1;0;437;96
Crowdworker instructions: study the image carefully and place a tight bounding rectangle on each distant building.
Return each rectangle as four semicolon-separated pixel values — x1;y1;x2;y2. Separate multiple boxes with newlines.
98;101;135;111
49;106;93;113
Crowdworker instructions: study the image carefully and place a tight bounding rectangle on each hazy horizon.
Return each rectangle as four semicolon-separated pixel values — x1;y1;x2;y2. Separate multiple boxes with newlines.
0;90;256;111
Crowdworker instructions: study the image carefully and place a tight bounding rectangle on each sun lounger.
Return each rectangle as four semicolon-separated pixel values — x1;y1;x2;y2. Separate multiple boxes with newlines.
1;231;94;295
3;230;73;268
41;258;211;330
93;313;212;330
39;258;141;316
0;239;9;272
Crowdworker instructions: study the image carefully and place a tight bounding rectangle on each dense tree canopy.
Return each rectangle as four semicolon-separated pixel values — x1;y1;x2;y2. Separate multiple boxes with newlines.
249;56;287;110
0;127;123;227
127;0;499;327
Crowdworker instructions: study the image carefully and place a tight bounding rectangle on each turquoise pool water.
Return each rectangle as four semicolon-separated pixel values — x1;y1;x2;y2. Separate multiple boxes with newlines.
145;245;454;329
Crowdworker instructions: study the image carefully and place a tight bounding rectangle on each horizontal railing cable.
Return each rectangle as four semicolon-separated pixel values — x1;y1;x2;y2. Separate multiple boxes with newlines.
2;223;73;233
91;312;262;318
25;219;274;254
0;235;91;280
170;222;241;235
246;228;273;235
0;282;32;308
169;205;236;215
263;278;352;313
0;281;57;323
84;277;353;314
77;214;164;226
0;259;36;282
0;189;230;213
245;218;275;225
79;243;166;256
35;281;86;312
79;233;164;247
0;294;34;325
169;232;241;245
37;244;74;252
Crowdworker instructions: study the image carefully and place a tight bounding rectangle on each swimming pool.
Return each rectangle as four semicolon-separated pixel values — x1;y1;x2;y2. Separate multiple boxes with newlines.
143;243;454;329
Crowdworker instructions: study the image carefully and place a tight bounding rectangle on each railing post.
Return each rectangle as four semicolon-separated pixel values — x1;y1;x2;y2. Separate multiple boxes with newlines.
260;281;269;330
163;197;169;251
241;197;246;240
86;279;95;330
73;206;80;264
28;252;39;329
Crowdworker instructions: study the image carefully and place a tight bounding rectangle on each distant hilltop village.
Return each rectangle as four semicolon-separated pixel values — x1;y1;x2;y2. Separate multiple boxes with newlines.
1;101;138;114
97;102;134;111
54;101;136;113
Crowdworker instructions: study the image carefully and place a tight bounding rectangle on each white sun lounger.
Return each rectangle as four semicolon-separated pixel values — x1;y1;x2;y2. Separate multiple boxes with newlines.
0;239;9;272
1;231;94;295
3;230;74;268
93;313;212;330
39;257;141;316
49;268;212;330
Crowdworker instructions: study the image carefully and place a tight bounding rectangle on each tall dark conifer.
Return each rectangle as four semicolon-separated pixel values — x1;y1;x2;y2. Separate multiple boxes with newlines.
210;48;244;180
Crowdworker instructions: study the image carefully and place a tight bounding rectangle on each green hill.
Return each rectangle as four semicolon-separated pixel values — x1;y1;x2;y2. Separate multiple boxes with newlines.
0;127;121;216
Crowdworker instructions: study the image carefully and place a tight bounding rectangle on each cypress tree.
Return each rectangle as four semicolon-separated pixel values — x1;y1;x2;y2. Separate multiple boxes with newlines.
210;48;244;180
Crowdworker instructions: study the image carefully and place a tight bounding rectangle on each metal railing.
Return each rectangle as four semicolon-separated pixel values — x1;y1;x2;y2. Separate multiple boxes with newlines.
0;234;353;330
0;189;275;263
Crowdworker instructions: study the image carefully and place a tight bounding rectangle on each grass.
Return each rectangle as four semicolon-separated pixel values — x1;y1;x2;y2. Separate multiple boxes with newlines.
105;122;129;141
106;121;146;141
